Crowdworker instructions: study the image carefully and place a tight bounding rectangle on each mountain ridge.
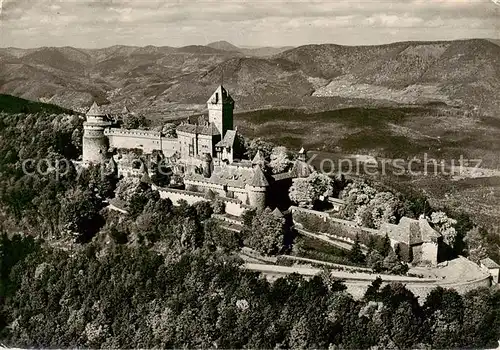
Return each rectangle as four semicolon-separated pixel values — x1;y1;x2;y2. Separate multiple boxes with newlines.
0;39;498;116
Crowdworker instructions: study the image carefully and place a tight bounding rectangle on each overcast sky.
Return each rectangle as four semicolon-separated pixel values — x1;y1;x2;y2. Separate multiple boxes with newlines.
0;0;499;48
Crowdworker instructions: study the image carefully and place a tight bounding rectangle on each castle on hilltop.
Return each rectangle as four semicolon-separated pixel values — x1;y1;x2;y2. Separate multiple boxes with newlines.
82;85;311;211
83;85;238;166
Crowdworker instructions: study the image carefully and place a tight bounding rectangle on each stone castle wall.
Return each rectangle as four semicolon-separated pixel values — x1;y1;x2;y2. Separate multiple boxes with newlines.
153;186;248;217
290;206;378;234
247;186;266;210
106;128;160;154
105;128;179;155
290;206;380;245
185;178;254;205
161;138;180;156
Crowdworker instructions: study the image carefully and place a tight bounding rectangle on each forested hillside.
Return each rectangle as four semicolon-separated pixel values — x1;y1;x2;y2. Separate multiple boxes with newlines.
0;94;75;115
0;235;499;349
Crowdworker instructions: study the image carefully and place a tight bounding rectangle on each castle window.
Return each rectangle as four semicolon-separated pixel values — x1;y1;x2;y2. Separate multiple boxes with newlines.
215;93;219;103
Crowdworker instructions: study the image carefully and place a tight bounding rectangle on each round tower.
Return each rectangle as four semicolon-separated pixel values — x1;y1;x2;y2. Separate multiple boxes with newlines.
202;153;213;178
82;102;112;164
246;165;269;210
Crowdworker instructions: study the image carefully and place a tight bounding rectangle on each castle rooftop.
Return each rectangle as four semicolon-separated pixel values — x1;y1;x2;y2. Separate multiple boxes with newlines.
252;150;266;166
380;217;441;246
250;165;269;187
216;129;237;148
177;122;220;136
87;102;106;117
207;85;234;105
481;257;500;269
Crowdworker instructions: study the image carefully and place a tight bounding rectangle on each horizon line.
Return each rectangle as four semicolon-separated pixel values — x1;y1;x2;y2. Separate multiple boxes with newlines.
0;37;498;51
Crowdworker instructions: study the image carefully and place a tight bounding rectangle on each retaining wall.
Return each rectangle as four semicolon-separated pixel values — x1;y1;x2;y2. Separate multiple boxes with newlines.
290;206;385;248
290;206;378;233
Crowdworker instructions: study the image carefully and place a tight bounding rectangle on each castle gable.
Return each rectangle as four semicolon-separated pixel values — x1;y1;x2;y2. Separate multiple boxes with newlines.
252;150;266;166
291;159;313;178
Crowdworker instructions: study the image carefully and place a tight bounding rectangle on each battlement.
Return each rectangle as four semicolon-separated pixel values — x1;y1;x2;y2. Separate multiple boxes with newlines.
105;128;163;139
103;127;180;155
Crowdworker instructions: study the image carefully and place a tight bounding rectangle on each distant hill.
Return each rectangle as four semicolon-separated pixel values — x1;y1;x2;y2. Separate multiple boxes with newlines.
488;39;500;47
207;41;241;52
0;39;499;116
207;41;294;57
276;39;500;113
0;94;75;114
177;45;237;55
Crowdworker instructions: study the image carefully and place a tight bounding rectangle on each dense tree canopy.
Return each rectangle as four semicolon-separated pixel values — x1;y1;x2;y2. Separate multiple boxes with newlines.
122;113;149;130
1;234;499;349
245;208;286;256
289;172;335;209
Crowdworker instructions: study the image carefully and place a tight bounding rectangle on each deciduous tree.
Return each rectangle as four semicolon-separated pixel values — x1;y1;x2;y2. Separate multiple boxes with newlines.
269;146;292;174
246;208;285;256
430;211;457;247
289;172;334;209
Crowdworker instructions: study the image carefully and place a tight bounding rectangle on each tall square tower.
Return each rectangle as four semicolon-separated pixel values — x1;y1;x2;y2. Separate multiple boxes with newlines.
207;85;234;138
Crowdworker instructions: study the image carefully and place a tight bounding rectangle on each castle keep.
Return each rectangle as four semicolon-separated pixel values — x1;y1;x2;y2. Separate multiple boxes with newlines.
82;86;304;210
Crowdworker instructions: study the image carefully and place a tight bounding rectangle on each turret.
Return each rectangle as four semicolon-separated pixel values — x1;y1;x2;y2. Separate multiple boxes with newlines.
252;150;266;168
202;153;213;178
207;85;234;138
82;102;112;164
298;147;307;162
246;165;269;210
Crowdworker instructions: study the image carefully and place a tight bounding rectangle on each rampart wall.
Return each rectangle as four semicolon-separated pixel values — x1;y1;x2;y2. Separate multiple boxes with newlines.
161;138;180;156
153;185;248;217
105;128;179;155
185;179;226;197
213;214;243;226
290;206;378;234
290;206;382;249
